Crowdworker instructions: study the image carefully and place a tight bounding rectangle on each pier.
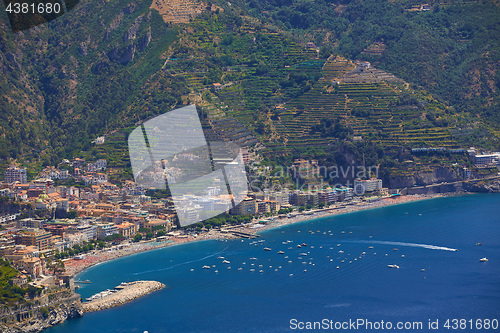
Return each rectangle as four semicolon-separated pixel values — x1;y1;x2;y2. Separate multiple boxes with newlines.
220;229;259;238
82;281;165;312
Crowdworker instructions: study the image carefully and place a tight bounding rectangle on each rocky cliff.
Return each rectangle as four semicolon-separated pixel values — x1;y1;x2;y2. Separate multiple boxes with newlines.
388;166;462;189
464;178;500;193
0;302;83;333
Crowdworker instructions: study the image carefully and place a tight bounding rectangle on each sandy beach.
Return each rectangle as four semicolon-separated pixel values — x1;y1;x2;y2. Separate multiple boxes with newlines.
65;193;450;278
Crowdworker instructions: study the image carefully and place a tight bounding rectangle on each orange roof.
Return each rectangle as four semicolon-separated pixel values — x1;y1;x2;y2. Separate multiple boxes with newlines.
117;222;134;229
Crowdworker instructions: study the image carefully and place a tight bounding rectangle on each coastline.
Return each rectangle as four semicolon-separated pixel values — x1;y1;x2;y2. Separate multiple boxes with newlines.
66;193;460;279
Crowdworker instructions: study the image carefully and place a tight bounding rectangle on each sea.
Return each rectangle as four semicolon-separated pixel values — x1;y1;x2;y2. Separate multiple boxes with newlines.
45;194;500;333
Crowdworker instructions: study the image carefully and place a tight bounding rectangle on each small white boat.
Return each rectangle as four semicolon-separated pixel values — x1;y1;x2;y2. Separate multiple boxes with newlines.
222;260;230;264
480;258;488;262
278;251;285;254
202;265;210;269
263;247;272;251
387;264;400;269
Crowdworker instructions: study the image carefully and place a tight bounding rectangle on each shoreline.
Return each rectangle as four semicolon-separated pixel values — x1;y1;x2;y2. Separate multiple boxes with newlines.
66;192;463;279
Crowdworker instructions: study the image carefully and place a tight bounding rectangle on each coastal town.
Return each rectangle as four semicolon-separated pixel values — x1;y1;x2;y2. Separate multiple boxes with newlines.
0;147;499;331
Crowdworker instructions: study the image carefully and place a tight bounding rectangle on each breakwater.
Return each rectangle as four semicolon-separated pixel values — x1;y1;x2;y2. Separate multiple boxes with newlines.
82;281;165;312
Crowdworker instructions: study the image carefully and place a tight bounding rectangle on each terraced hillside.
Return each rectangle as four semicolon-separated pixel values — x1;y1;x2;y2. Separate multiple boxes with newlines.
163;11;473;160
268;56;465;154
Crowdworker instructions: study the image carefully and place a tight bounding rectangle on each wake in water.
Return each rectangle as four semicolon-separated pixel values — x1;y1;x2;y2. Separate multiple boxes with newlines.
131;246;230;276
350;240;458;252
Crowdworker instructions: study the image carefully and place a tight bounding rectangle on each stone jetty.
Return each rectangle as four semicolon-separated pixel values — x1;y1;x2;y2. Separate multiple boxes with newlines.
82;280;165;312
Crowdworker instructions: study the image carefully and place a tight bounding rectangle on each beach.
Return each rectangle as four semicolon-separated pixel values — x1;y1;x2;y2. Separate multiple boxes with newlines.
65;193;448;278
49;193;500;333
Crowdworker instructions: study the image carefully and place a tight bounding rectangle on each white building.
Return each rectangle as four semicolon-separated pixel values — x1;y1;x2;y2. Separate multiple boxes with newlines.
354;178;382;195
4;166;27;184
474;154;499;166
75;224;97;241
95;223;119;239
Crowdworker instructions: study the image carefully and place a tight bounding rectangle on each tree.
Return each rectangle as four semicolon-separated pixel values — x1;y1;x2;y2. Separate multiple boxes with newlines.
133;234;142;242
67;210;78;219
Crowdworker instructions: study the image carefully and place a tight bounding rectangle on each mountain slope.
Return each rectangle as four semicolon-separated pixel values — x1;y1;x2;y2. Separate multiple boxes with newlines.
0;0;499;180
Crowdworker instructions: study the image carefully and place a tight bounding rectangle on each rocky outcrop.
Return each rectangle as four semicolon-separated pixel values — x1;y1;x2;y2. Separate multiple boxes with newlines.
138;29;152;51
108;44;136;64
389;166;462;188
78;42;88;56
123;16;144;42
0;302;83;333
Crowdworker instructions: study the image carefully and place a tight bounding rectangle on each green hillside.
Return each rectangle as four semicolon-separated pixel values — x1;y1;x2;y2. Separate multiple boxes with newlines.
231;0;500;130
0;0;499;180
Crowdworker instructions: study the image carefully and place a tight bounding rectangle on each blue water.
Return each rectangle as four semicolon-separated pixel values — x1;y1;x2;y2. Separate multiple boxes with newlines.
46;195;500;333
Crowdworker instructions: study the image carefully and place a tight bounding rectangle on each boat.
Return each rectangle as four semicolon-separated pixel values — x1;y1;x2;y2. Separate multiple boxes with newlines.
297;245;302;248
387;264;400;269
368;246;374;249
202;265;210;269
263;247;272;251
278;251;285;254
74;279;92;284
250;257;257;260
480;258;488;262
476;243;482;246
301;243;308;247
393;248;398;251
222;260;230;264
300;253;308;256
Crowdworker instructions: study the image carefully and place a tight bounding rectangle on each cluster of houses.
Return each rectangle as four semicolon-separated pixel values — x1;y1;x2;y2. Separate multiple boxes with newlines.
0;156;388;287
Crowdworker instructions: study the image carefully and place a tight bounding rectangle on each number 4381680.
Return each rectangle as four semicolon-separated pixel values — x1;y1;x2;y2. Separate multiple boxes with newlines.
5;2;61;14
444;319;498;330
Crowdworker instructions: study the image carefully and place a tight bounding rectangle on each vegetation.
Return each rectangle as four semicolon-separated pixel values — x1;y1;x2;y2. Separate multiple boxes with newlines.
0;259;42;305
0;0;499;181
189;213;253;231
